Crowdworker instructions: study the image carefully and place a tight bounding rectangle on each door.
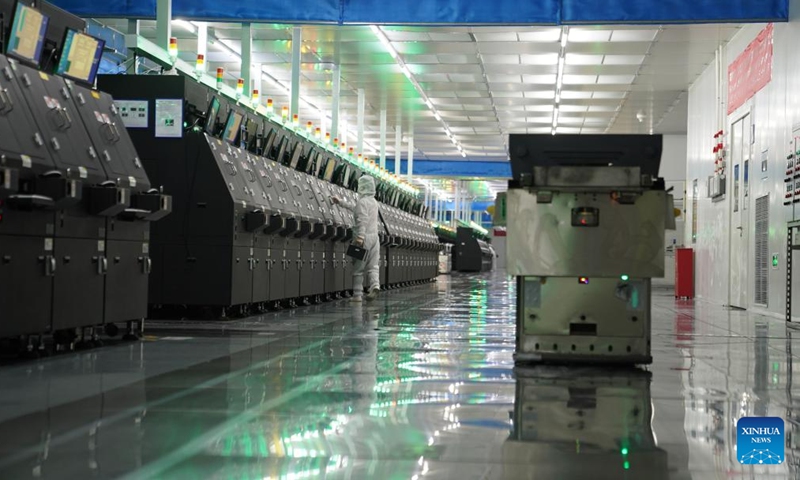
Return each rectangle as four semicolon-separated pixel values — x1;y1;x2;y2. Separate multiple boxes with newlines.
104;240;149;324
729;113;751;309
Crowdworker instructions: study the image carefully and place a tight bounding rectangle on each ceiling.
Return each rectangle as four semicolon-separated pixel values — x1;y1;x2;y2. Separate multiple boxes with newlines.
94;20;743;199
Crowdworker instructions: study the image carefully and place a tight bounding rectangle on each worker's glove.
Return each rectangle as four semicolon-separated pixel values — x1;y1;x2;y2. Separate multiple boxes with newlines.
331;197;341;205
354;236;365;247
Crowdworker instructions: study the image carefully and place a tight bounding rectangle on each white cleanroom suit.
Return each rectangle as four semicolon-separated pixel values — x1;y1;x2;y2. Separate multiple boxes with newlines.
339;176;380;300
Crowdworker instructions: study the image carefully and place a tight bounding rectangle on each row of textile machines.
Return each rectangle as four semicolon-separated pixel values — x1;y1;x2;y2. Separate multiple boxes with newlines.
435;222;495;273
0;0;440;355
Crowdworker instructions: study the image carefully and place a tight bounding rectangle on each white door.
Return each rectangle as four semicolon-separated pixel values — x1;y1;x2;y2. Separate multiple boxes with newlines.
729;113;751;309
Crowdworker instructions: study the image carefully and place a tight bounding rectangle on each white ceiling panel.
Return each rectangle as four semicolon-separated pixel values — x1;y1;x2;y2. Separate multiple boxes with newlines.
520;53;560;65
566;54;604;65
521;74;557;84
474;32;519;42
564;75;598;84
592;91;628;99
596;75;636;84
603;55;646;65
517;29;562;42
567;29;613;43
609;30;660;42
481;54;521;64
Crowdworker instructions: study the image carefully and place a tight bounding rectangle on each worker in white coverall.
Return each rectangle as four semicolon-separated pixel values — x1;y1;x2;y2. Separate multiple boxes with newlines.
332;175;380;303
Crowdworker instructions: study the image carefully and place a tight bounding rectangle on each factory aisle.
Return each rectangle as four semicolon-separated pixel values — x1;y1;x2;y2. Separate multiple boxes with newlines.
0;272;798;479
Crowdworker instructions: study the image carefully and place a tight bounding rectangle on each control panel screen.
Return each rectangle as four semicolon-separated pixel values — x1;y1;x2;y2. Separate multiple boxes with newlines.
56;29;104;85
204;96;220;135
6;3;48;65
323;159;336;182
222;110;244;144
289;143;302;169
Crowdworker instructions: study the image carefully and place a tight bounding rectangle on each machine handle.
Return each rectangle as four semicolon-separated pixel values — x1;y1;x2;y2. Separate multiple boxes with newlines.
0;88;13;113
43;255;56;276
94;256;108;275
58;107;73;130
138;256;153;274
101;122;120;143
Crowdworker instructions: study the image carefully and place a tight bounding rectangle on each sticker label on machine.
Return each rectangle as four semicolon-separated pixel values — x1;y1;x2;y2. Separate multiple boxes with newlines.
116;100;149;128
154;99;183;138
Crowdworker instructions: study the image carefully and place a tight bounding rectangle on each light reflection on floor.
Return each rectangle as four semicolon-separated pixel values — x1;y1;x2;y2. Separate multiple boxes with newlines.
0;272;798;479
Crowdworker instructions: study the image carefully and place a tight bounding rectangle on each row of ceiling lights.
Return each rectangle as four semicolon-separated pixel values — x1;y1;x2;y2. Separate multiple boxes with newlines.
370;25;467;158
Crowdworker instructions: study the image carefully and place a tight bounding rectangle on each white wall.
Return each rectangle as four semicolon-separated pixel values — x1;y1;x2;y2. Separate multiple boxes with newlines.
654;135;687;288
686;0;800;315
662;135;689;183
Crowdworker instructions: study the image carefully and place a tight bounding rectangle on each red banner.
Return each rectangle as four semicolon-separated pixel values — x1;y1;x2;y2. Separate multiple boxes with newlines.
728;24;773;115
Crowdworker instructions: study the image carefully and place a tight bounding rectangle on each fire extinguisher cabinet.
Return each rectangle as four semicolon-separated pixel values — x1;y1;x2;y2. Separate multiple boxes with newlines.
675;248;694;299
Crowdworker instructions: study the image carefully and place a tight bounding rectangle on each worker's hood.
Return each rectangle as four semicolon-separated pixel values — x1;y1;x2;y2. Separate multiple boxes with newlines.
358;175;376;196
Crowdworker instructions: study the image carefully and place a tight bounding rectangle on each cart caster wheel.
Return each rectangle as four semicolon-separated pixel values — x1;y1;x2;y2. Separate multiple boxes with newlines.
104;323;120;338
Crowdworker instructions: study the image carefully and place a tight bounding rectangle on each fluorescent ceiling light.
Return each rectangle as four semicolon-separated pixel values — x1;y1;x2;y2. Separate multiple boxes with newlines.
434;112;442;121
561;29;569;48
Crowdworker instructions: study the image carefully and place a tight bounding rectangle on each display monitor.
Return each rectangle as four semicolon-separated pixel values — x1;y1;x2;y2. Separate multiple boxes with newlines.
263;129;277;158
204;96;220;135
349;170;360;191
5;1;48;66
0;0;17;53
323;158;336;182
275;136;288;163
288;142;302;169
311;153;323;176
298;147;314;173
38;0;85;72
55;28;103;85
244;117;261;152
221;109;244;144
342;165;351;187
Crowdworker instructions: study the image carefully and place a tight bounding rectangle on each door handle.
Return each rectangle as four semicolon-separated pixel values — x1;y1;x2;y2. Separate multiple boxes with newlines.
96;256;108;275
139;256;153;274
43;255;56;276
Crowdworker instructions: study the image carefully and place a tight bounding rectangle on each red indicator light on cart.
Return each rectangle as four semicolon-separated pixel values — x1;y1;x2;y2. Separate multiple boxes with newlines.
578;277;589;284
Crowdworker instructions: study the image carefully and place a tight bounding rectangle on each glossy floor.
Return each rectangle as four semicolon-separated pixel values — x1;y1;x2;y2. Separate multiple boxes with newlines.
0;272;797;479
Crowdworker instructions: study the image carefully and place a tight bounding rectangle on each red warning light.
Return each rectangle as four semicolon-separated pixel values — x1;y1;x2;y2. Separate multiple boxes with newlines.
578;277;589;284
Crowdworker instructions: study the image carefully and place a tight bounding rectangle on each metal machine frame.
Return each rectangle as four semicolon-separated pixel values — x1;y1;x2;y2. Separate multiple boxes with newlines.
507;134;672;365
